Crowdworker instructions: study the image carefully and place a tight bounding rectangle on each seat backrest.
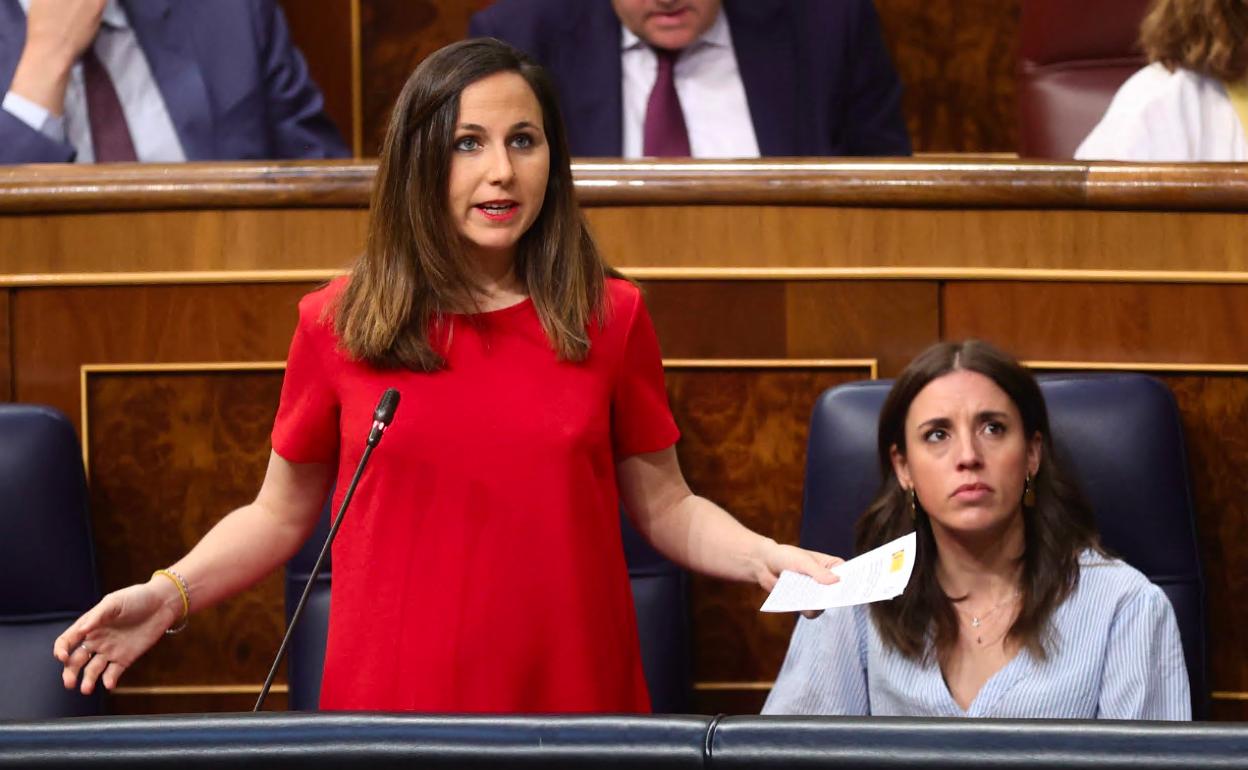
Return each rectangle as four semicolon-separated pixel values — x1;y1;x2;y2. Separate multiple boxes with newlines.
1017;0;1151;158
0;404;102;719
285;503;691;713
800;373;1208;718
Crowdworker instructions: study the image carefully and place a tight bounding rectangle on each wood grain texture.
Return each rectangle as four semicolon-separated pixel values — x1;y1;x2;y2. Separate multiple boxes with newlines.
0;289;9;401
667;367;870;686
1158;375;1248;702
876;0;1020;152
10;162;1248;214
278;0;355;154
85;371;285;691
11;284;315;432
359;0;492;156
943;283;1248;364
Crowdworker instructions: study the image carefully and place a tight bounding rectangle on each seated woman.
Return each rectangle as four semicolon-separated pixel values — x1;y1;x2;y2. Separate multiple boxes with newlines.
1076;0;1248;161
763;340;1190;719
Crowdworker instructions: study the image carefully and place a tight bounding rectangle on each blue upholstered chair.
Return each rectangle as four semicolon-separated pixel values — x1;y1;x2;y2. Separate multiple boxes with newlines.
0;404;102;719
285;507;691;713
800;373;1208;718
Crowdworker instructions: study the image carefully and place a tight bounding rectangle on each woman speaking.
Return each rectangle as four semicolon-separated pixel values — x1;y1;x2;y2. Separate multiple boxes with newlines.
52;38;838;713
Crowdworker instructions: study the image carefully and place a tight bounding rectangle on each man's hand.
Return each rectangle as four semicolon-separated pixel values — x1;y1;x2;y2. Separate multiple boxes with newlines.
9;0;107;115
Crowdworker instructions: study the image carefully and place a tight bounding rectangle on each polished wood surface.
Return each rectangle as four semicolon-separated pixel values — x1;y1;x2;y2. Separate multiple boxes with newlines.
3;161;1247;717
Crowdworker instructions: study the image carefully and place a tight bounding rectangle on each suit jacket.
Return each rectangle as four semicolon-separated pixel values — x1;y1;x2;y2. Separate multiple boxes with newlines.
470;0;911;157
0;0;348;163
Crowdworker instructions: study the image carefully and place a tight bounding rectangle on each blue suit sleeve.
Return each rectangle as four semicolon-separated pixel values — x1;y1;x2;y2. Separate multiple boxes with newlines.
844;0;911;156
251;0;349;159
1097;584;1192;720
0;104;76;164
762;606;870;715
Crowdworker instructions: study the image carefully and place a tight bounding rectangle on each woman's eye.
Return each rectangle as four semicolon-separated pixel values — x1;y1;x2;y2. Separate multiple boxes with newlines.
454;136;480;152
510;133;534;149
923;429;947;443
983;421;1006;436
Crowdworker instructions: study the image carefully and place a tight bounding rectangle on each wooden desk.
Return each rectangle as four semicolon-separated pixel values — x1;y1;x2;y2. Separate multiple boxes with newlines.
2;160;1244;718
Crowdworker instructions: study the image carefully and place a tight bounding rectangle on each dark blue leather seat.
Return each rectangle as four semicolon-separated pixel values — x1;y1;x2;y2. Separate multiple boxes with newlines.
0;404;102;719
285;506;690;712
799;373;1208;718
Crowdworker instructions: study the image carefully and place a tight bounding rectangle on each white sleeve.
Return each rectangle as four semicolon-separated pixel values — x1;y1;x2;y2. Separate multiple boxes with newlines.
762;605;870;715
2;90;67;144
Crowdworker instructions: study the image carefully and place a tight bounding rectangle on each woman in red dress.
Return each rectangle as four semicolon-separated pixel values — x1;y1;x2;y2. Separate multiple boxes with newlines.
53;38;839;712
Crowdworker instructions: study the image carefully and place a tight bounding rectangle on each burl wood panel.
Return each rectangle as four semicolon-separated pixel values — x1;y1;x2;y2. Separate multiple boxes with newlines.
667;367;870;706
11;284;317;433
943;283;1248;364
1157;375;1248;703
875;0;1020;153
278;0;355;153
85;371;286;702
0;289;10;401
359;0;493;156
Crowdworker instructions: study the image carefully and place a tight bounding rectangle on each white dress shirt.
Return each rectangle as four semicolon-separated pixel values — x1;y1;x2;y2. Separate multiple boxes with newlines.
620;9;759;159
1075;62;1248;161
2;0;185;162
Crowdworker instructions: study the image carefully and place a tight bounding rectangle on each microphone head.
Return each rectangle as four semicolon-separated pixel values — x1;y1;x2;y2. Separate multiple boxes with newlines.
374;388;400;425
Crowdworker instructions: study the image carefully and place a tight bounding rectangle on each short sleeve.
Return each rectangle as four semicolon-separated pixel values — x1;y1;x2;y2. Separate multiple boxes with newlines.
762;606;870;715
271;293;341;464
1097;584;1192;720
611;291;680;458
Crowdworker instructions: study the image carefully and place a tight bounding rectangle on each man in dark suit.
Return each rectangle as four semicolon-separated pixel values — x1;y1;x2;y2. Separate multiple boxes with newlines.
0;0;348;164
470;0;911;158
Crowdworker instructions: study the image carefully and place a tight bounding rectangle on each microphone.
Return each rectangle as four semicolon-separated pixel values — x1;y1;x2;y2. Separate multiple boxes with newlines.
254;387;401;712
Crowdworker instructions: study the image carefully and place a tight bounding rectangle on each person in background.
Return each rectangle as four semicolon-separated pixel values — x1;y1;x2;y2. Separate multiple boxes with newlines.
1076;0;1248;161
0;0;348;163
52;38;840;713
470;0;911;158
764;340;1190;719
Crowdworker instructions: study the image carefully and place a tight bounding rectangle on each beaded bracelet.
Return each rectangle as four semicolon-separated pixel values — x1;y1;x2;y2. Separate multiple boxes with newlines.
152;568;190;634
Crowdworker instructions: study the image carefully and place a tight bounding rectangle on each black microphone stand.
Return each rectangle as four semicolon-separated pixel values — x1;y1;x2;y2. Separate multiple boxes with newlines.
254;388;400;712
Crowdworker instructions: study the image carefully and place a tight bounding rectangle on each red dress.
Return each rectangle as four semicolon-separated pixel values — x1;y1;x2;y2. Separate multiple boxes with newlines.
270;277;679;712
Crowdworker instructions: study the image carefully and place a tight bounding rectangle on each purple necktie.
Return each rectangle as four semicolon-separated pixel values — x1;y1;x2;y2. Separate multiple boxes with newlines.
82;48;137;162
642;48;690;157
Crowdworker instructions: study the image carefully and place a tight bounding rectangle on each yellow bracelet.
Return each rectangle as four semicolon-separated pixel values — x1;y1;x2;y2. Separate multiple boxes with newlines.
152;569;190;634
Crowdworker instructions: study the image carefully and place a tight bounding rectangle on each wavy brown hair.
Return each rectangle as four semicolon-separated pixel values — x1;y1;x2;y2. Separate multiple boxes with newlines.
856;340;1103;663
334;38;611;371
1141;0;1248;81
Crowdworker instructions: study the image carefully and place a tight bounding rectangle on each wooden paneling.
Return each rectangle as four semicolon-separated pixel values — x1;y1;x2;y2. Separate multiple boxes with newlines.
876;0;1020;153
1159;375;1248;704
667;366;872;701
943;283;1248;363
85;371;286;699
12;284;315;431
0;289;9;401
278;0;355;153
359;0;493;156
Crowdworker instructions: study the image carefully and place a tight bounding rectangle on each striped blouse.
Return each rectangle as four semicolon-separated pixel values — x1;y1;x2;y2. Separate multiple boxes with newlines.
762;551;1191;719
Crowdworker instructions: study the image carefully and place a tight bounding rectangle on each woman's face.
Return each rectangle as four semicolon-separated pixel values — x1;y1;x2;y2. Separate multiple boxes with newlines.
890;369;1041;538
446;71;550;266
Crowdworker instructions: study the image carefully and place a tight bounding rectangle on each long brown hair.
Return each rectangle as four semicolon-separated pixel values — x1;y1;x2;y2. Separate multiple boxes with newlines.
1140;0;1248;81
856;340;1103;662
335;38;611;371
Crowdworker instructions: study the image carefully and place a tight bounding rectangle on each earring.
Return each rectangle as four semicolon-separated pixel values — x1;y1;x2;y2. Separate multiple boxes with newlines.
908;487;917;521
1023;472;1036;508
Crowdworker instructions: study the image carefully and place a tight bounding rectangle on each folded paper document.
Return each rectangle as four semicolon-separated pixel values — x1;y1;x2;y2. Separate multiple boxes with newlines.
760;531;917;612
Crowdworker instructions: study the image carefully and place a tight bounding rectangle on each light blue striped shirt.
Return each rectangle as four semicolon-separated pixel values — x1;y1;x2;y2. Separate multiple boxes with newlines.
763;551;1191;720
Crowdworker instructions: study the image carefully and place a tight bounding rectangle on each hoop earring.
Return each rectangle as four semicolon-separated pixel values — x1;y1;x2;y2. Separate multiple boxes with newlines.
908;487;918;521
1023;472;1036;508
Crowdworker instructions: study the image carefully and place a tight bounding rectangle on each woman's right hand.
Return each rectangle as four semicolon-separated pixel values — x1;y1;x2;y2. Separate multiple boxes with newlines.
52;576;183;695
